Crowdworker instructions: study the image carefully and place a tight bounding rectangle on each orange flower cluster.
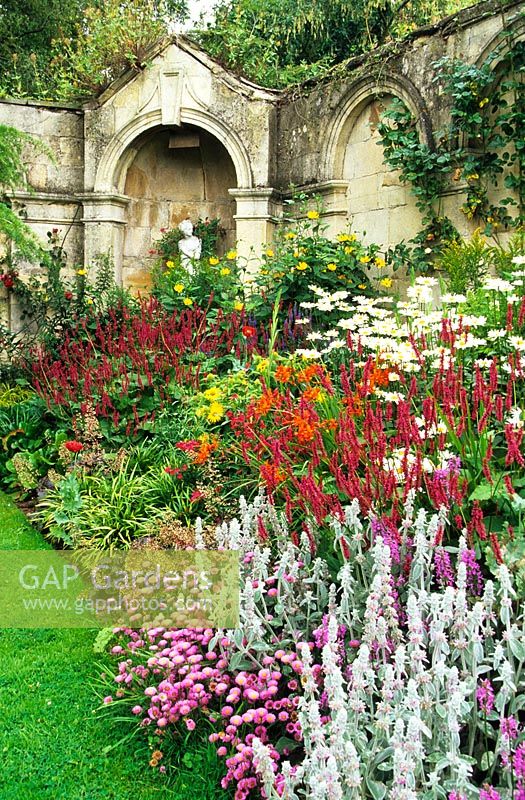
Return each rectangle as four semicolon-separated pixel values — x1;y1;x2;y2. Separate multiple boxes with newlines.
260;462;287;487
296;364;322;384
302;386;322;403
291;409;318;443
275;364;293;383
192;435;219;465
320;418;337;432
369;365;391;390
256;389;281;416
342;393;363;415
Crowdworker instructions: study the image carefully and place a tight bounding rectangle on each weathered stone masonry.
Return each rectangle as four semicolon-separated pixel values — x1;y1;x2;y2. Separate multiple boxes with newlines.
0;0;523;302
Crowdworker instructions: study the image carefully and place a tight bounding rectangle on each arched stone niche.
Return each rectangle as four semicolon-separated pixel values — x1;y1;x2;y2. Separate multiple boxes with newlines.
341;94;422;247
83;105;277;283
121;124;237;291
322;76;432;247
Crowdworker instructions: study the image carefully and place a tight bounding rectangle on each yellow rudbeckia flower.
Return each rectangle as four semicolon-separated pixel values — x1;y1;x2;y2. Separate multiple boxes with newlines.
183;297;193;306
296;262;308;271
203;387;222;401
226;250;237;260
209;257;220;265
174;283;184;293
327;263;337;271
307;210;320;220
220;267;231;276
255;358;270;373
207;401;225;423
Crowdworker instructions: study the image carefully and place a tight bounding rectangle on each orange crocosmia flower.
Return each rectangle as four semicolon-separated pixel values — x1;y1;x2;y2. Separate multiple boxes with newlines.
260;462;286;487
321;418;337;431
193;435;218;465
296;364;319;384
371;366;390;388
296;421;316;443
291;410;318;443
302;386;322;402
342;393;363;415
256;389;281;416
275;364;293;383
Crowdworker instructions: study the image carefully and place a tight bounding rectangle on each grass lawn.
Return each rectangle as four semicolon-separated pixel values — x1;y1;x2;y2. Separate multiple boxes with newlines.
0;492;226;800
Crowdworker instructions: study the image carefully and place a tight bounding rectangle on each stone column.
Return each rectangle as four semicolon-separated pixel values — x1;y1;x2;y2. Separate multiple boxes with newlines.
229;188;282;278
80;193;130;284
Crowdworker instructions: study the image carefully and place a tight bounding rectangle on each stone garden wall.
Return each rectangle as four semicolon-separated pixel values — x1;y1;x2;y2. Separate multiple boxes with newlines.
0;98;84;266
0;0;523;310
276;0;525;246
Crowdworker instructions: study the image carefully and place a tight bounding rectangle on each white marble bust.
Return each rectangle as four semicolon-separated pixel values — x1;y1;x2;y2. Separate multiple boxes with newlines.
177;219;202;273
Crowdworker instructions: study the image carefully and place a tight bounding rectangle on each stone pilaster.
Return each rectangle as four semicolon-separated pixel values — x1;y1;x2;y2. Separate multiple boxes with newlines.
80;194;130;284
229;188;281;278
281;180;349;237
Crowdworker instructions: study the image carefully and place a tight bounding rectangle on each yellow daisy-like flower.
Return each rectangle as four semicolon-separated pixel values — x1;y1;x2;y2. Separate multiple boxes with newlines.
380;277;393;288
234;301;244;311
207;401;225;423
359;255;371;263
296;262;309;271
174;283;184;293
76;269;87;276
166;260;175;269
266;249;274;258
337;233;356;243
209;257;220;266
358;284;367;289
255;358;270;373
86;298;94;305
344;246;354;255
203;386;222;401
326;263;337;271
284;231;297;240
220;267;231;276
375;257;386;268
307;210;320;220
183;297;193;306
226;250;237;260
293;249;300;258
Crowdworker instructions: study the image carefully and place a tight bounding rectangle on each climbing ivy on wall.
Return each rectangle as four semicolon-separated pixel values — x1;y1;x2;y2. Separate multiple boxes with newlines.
377;36;525;270
377;99;458;268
